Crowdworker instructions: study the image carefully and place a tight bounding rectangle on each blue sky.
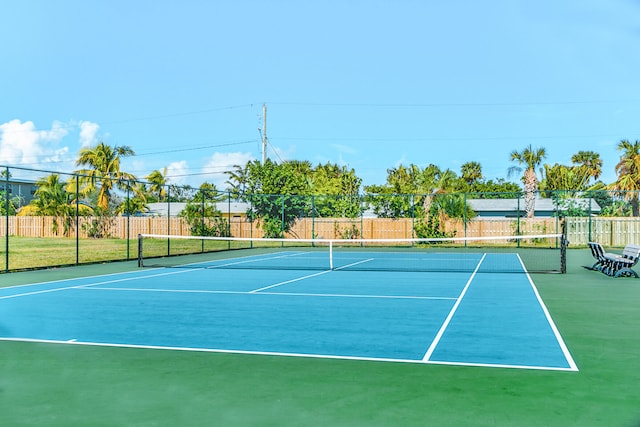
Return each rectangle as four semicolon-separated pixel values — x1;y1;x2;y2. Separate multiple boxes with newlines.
1;0;640;190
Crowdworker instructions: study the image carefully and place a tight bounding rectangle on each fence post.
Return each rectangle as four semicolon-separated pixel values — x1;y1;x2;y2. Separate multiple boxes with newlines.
587;196;593;242
463;192;467;246
4;166;9;272
281;195;285;242
201;190;205;251
543;191;560;234
75;174;80;265
360;195;364;246
227;191;231;246
516;196;521;248
249;194;253;245
126;181;130;260
167;187;171;256
312;195;315;242
411;194;415;240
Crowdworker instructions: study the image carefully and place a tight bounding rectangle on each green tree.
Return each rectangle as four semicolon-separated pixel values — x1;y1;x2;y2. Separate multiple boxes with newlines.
571;150;602;187
310;163;362;218
609;139;640;216
180;182;229;236
364;164;476;238
364;164;459;218
508;145;547;218
466;178;521;198
116;182;149;216
419;165;458;220
24;174;90;236
0;190;20;215
541;151;603;196
460;161;483;186
364;164;424;218
1;168;17;214
73;142;137;211
541;164;583;195
227;159;311;237
166;184;194;202
414;194;476;239
0;168;20;215
146;168;168;202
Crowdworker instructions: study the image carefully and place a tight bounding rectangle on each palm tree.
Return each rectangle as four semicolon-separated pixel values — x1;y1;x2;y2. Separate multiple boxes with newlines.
609;140;640;216
508;145;547;218
416;165;458;225
26;174;92;235
74;142;137;211
146;168;168;202
116;182;149;215
226;163;250;196
460;161;483;185
571;150;602;188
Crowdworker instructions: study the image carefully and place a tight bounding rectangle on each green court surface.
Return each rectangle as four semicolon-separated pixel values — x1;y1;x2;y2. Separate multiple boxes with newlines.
1;249;639;427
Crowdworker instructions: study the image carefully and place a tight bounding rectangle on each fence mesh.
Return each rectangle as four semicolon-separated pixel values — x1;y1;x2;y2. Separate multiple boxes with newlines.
2;164;640;272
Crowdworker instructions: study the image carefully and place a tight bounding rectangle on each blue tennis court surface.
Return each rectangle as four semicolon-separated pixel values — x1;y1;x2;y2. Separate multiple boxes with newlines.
0;251;578;371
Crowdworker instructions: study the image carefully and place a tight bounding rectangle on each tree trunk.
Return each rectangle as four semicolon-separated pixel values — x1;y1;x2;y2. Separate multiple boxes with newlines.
523;169;537;218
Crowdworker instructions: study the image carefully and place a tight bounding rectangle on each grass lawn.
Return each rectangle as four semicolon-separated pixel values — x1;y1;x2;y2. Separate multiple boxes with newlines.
1;237;134;270
1;236;235;271
0;249;639;426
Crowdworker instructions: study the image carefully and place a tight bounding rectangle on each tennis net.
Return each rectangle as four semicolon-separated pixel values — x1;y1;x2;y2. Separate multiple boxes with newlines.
137;233;567;273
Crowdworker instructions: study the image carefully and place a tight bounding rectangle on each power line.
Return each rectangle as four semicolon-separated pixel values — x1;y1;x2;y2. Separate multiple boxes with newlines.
271;133;637;142
135;140;257;157
102;104;257;126
0;104;258;134
267;100;640;108
0;140;259;165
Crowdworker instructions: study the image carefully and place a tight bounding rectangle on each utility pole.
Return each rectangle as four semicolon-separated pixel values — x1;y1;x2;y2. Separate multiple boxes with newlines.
261;103;267;165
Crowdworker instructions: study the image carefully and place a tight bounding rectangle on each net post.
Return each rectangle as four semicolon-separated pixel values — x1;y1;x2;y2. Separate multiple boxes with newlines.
137;234;143;267
4;166;9;272
560;220;569;274
329;240;334;270
74;174;79;265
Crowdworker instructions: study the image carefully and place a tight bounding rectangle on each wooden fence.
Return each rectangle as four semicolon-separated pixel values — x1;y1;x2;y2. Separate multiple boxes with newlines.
0;215;558;239
565;217;640;247
4;215;640;247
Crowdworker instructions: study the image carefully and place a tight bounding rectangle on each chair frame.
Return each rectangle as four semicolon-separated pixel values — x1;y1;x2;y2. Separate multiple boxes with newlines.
588;242;640;278
605;244;640;278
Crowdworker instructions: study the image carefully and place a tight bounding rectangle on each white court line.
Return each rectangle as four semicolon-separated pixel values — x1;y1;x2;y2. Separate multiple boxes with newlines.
422;253;486;362
0;268;204;300
249;270;334;293
198;251;309;269
333;258;375;270
0;252;310;300
515;254;579;372
80;285;458;301
0;337;579;371
0;268;164;292
248;257;376;293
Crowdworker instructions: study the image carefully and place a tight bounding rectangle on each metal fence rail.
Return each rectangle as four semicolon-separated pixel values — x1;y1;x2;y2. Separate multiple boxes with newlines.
3;164;640;272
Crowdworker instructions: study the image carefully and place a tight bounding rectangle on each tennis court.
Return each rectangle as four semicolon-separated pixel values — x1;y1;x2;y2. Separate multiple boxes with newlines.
0;244;577;371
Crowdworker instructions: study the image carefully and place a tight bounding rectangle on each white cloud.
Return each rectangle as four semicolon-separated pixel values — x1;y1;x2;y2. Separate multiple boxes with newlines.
78;121;100;147
394;154;409;168
202;151;254;190
165;160;189;185
0;119;70;166
331;143;358;155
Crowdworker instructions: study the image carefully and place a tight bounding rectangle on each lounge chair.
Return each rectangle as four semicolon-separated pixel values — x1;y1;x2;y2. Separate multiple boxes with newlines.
605;244;640;278
587;242;617;275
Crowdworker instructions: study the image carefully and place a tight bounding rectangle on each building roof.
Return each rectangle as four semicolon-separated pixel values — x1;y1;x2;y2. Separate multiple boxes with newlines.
146;202;250;217
467;198;601;214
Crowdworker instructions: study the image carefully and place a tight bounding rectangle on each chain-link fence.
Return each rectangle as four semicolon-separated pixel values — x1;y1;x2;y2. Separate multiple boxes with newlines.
3;164;640;272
